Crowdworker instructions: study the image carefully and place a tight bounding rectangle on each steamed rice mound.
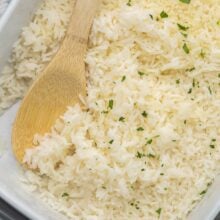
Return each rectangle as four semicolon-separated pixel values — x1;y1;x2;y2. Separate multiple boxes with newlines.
1;0;220;219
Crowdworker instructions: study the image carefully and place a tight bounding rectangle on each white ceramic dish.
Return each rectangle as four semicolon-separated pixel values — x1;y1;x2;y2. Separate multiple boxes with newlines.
0;1;219;219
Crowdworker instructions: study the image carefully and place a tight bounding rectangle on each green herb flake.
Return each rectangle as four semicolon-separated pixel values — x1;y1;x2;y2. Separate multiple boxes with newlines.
218;73;220;78
188;88;192;94
212;139;216;142
141;168;145;171
181;32;188;38
146;139;153;145
210;144;215;149
207;182;212;187
179;0;191;4
136;151;145;159
101;110;109;114
184;120;187;124
138;71;145;76
199;190;207;195
62;193;69;197
156;208;162;216
160;173;164;176
126;0;131;6
121;75;126;82
200;50;205;59
160;11;168;18
149;14;154;20
147;153;155;158
119;117;125;122
208;86;212;95
177;23;189;31
109;139;114;144
187;67;195;72
192;78;195;87
108;99;114;109
137;127;144;131
176;79;180;84
217;20;220;26
183;43;190;54
142;111;148;118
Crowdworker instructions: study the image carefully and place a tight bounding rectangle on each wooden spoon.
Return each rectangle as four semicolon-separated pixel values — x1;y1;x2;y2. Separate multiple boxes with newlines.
12;0;99;163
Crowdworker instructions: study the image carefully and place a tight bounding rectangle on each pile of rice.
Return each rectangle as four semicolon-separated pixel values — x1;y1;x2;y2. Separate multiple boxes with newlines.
0;0;73;114
1;0;220;219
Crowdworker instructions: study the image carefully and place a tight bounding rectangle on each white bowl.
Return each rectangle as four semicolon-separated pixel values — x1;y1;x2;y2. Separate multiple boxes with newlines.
0;1;219;219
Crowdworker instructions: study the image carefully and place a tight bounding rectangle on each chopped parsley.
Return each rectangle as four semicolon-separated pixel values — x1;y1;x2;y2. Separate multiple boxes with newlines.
160;173;164;176
179;0;191;4
208;86;212;95
121;75;126;82
129;200;140;210
209;139;216;149
137;127;144;131
184;120;187;124
192;78;195;87
109;139;114;144
218;73;220;78
210;145;215;149
207;182;212;187
101;110;109;114
200;50;205;59
126;0;132;6
142;111;148;118
102;186;106;189
187;67;195;72
119;116;125;122
217;20;220;26
138;71;145;76
141;168;145;171
183;43;190;54
62;193;69;197
149;14;154;20
176;79;180;84
160;11;168;18
177;23;189;31
156;208;162;216
199;190;207;195
146;139;153;145
181;32;188;38
188;88;192;94
136;151;145;158
108;99;114;109
147;153;155;158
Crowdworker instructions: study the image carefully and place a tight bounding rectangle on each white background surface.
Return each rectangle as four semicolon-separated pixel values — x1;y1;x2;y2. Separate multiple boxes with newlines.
0;0;10;17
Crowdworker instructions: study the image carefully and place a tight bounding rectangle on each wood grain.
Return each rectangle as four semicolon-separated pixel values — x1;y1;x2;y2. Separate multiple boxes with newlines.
12;0;99;163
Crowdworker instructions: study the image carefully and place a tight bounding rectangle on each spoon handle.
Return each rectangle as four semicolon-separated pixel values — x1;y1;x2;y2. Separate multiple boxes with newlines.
64;0;99;47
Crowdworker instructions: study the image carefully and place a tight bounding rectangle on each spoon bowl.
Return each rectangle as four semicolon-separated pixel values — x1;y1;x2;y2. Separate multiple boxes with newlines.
12;0;98;163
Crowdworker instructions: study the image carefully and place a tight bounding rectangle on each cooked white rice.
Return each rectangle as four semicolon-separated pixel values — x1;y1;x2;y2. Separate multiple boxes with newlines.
1;0;220;219
0;0;73;114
